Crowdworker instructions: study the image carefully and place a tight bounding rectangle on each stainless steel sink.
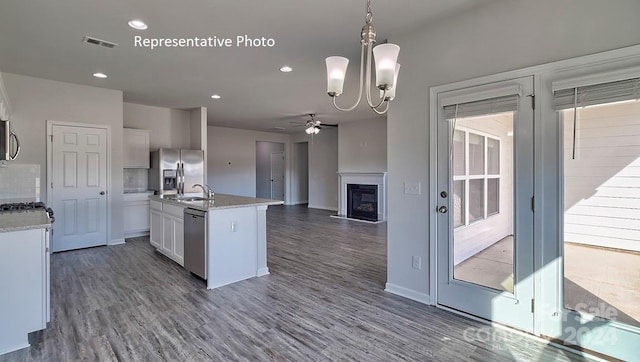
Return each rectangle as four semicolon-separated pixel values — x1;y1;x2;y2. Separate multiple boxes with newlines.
178;196;208;202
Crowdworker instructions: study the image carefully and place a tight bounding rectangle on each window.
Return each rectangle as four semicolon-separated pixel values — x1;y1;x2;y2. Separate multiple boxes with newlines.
453;128;501;228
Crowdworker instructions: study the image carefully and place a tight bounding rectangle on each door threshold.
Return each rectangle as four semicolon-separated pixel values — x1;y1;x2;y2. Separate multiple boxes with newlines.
435;304;610;362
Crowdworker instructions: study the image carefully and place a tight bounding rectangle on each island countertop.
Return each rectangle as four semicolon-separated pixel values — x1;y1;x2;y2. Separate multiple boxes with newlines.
149;193;283;211
0;210;51;233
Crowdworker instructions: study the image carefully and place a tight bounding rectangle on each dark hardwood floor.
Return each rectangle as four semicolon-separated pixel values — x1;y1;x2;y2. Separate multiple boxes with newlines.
1;205;593;361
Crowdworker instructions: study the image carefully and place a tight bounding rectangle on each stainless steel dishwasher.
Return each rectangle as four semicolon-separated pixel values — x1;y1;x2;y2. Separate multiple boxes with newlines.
184;208;207;279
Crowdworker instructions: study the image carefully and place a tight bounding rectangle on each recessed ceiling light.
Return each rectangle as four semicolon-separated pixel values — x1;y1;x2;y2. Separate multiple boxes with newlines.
280;66;293;73
128;19;148;30
211;94;221;99
93;72;108;79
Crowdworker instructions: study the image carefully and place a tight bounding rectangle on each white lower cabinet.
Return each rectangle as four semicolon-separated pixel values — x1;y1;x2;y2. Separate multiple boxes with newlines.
0;228;49;354
149;209;163;249
123;192;153;238
173;218;184;265
149;200;185;266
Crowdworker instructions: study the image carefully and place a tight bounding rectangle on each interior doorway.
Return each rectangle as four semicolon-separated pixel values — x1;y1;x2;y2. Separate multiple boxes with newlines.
292;142;309;205
256;141;285;200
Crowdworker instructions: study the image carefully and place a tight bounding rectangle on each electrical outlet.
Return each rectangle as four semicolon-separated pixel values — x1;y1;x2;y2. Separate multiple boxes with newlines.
404;182;421;195
231;221;238;232
412;256;422;270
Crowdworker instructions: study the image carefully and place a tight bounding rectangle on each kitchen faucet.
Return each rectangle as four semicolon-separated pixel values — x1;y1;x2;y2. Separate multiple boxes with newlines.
193;184;214;199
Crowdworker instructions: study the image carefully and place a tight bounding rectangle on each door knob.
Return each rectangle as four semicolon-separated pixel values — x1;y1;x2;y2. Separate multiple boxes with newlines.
438;206;448;213
99;191;106;195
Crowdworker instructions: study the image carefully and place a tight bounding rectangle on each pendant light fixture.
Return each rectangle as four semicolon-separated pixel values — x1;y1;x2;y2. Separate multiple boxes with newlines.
325;0;400;115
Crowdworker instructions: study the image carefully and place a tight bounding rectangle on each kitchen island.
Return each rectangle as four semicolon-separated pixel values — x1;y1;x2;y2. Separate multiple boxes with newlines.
149;193;283;289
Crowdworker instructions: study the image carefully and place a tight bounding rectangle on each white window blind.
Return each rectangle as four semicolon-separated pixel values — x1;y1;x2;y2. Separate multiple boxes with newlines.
443;94;520;119
554;77;640;110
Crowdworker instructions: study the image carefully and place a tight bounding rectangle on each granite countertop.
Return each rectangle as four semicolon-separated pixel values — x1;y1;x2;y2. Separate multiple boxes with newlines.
150;193;283;211
0;210;51;233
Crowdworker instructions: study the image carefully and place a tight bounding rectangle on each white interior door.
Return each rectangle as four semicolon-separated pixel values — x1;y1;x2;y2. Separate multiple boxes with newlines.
436;77;535;332
270;152;285;200
50;124;108;252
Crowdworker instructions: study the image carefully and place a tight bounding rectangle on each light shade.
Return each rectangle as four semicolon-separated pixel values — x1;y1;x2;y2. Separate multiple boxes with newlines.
381;63;401;101
325;56;349;96
128;19;148;30
372;43;400;89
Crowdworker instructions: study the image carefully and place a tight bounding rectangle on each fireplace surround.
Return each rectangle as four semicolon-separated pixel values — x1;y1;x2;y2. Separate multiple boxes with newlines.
337;172;387;222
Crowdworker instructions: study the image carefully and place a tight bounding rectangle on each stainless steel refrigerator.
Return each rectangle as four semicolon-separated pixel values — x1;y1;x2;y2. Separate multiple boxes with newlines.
149;149;204;195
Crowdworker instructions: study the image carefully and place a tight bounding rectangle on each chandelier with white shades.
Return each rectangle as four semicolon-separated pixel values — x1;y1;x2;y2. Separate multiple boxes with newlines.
325;0;400;115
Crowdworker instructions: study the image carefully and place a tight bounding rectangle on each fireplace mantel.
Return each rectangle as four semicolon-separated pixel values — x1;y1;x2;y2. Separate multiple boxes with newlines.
337;172;387;222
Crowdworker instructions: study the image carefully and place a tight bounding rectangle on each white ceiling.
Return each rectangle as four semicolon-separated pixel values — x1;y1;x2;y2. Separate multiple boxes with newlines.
0;0;489;132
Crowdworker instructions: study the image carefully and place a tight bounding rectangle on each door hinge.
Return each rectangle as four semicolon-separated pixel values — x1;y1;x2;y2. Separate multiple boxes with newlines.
50;134;53;142
531;196;535;212
530;95;536;110
531;299;535;313
51;182;53;189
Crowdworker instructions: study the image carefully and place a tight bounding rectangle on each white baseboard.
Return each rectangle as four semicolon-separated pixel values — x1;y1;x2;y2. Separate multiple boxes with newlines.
0;342;30;355
385;283;431;305
123;231;150;239
256;267;270;277
308;204;338;212
284;201;308;206
108;238;126;246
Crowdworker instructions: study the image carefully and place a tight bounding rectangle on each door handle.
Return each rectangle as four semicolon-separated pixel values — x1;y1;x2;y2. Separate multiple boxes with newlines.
99;191;106;195
9;131;20;160
438;206;448;213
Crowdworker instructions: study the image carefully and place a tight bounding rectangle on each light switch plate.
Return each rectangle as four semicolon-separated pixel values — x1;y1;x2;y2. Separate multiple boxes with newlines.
404;182;421;195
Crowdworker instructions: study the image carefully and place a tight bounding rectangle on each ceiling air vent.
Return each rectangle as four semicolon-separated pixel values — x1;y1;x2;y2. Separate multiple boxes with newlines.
82;36;117;49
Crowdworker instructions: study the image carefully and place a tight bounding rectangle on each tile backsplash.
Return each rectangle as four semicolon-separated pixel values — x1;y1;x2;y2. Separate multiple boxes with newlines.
0;162;41;202
124;168;149;193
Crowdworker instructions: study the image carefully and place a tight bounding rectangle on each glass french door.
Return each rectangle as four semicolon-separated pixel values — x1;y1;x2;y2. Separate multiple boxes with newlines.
436;77;535;332
540;80;640;360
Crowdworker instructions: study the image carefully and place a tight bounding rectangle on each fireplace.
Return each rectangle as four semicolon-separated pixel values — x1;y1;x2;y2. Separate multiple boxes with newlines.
337;172;386;222
347;184;378;222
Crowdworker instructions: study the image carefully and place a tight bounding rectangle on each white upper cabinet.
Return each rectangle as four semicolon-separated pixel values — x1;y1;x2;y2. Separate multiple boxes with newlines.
123;128;150;168
0;73;11;120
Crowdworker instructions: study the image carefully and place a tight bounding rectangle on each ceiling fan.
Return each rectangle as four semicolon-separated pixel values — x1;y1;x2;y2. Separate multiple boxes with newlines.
303;113;338;135
273;113;338;134
305;114;322;134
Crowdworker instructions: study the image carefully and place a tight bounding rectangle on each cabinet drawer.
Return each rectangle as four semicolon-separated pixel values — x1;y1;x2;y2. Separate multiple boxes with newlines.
163;203;185;219
150;200;163;212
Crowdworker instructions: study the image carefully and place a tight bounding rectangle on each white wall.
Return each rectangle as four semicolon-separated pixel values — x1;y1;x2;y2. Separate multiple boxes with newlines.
123;102;192;150
207;126;289;198
2;72;125;243
295;128;339;211
291;141;309;204
338;118;387;172
189;107;208;184
386;0;640;298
